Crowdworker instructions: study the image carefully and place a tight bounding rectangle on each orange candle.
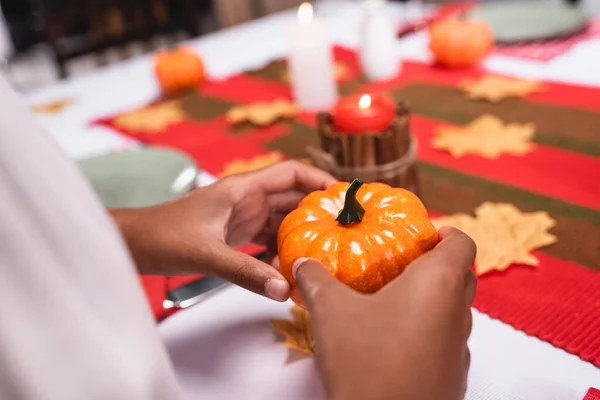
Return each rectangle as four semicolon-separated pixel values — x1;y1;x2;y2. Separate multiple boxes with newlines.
331;93;396;134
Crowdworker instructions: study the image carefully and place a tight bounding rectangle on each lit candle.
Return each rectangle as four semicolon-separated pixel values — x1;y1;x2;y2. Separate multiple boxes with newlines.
288;2;338;111
331;93;396;134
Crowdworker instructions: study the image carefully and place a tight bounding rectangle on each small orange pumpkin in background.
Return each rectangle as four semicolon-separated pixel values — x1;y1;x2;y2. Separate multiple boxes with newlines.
429;18;493;68
154;47;205;94
278;179;439;308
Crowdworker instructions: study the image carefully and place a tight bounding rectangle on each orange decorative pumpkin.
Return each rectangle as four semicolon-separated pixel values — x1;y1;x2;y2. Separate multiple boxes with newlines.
278;179;439;307
154;47;205;94
429;19;493;68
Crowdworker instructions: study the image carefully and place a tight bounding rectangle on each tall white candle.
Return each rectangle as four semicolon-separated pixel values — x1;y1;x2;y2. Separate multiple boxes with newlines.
288;2;338;111
360;0;399;82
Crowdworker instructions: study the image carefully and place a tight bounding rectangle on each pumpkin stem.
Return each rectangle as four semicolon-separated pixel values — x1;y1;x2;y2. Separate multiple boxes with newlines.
336;178;365;225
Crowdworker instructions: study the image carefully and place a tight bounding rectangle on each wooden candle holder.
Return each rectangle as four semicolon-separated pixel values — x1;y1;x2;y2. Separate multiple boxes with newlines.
309;101;419;195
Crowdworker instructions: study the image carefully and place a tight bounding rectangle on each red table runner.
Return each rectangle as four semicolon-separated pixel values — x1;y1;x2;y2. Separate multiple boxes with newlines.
95;46;600;367
584;388;600;400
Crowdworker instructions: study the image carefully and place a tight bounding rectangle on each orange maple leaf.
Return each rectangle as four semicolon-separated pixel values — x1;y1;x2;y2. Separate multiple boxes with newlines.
271;305;314;356
220;152;284;177
432;202;557;275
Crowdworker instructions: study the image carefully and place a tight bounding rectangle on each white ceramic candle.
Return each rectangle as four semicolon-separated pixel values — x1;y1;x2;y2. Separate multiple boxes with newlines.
288;2;338;111
360;0;399;81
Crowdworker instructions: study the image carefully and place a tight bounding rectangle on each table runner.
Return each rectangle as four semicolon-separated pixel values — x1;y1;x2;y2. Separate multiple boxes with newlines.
584;388;600;400
95;46;600;367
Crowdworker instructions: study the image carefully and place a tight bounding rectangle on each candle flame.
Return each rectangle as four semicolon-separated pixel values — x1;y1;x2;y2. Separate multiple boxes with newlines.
359;94;372;110
298;2;313;24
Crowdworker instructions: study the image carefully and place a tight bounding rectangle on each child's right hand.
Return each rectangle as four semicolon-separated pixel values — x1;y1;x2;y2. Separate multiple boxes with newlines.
294;226;477;400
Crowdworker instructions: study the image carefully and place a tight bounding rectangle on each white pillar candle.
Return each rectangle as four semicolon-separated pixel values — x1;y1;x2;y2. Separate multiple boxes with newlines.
288;2;338;111
360;0;399;82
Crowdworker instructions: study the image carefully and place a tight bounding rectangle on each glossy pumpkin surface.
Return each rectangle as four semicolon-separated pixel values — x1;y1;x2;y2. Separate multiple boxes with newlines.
154;47;205;94
278;179;439;307
429;19;493;68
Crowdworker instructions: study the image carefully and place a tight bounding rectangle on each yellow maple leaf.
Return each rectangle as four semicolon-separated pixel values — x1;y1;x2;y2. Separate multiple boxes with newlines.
460;75;545;102
226;99;298;127
30;98;75;114
271;305;314;355
432;202;557;275
433;115;535;158
220;152;284;177
113;101;186;134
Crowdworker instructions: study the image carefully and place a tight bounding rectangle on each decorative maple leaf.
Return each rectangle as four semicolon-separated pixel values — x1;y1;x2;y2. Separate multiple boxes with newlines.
30;98;75;114
226;99;298;127
113;101;186;134
271;305;314;356
432;202;557;275
460;75;545;102
220;152;284;177
433;115;535;158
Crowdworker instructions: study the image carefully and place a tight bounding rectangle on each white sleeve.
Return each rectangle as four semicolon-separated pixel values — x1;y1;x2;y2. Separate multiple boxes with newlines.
0;77;180;400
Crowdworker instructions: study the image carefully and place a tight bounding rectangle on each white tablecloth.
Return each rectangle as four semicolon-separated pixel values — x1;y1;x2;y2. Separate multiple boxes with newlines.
22;2;600;399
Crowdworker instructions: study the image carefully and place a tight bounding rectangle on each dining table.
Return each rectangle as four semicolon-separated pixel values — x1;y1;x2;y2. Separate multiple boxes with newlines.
22;1;600;399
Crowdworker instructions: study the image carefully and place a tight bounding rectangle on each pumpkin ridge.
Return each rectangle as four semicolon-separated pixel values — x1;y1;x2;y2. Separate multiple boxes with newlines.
335;230;385;293
363;230;390;287
377;220;427;276
305;227;343;278
281;218;336;247
277;205;333;251
279;221;337;285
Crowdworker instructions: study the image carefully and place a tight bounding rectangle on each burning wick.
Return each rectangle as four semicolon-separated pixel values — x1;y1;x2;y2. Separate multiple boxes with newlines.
359;94;372;110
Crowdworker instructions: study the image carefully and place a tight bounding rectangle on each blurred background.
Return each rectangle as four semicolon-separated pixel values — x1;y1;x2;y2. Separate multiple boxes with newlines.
0;0;596;92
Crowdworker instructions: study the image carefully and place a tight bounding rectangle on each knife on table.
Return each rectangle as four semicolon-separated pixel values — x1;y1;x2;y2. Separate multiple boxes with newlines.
163;251;268;310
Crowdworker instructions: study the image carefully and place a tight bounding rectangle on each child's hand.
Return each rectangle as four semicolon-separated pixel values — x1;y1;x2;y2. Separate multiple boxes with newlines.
294;227;477;400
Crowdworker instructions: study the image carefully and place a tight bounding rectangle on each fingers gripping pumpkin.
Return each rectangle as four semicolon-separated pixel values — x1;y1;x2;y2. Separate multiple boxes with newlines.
278;179;439;307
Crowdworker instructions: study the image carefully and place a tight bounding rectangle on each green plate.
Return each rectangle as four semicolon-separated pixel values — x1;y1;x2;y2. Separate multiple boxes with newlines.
467;3;588;44
78;148;197;208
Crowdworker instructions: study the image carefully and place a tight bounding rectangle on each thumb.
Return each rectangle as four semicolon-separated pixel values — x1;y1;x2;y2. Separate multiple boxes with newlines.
293;258;347;311
208;242;290;302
